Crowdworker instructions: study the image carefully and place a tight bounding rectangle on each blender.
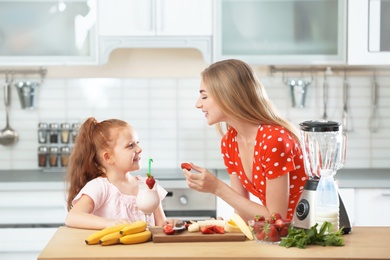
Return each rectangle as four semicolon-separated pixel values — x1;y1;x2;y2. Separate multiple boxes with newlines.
292;120;351;234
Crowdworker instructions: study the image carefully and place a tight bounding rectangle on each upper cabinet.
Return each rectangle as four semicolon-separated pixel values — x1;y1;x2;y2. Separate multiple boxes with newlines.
214;0;347;65
348;0;390;65
0;0;98;66
98;0;213;64
98;0;212;36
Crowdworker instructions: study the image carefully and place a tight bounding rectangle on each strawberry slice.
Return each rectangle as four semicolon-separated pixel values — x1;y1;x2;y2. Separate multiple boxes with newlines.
212;225;225;234
181;163;192;171
146;173;155;189
200;226;215;234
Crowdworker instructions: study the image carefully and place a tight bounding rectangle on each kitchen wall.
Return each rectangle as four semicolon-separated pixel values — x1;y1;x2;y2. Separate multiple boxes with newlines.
0;49;389;171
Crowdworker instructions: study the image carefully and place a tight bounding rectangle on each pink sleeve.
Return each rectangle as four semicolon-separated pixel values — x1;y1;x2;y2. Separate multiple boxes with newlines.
72;178;106;209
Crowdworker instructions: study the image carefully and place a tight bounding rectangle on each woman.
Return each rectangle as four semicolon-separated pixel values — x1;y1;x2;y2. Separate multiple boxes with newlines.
183;59;307;221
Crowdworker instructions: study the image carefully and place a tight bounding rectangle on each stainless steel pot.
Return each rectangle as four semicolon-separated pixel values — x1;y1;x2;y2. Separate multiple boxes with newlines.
14;81;39;109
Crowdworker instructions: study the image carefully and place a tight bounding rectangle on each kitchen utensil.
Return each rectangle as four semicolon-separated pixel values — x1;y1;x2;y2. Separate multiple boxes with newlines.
0;73;19;146
292;120;351;234
322;75;329;120
14;81;39;109
342;72;351;132
369;73;380;133
286;79;310;108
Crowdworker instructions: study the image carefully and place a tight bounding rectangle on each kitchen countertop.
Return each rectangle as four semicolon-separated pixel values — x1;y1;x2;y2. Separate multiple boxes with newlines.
38;226;390;260
0;168;389;189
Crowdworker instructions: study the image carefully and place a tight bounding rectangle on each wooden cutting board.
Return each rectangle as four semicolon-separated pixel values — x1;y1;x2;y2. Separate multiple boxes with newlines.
150;227;246;243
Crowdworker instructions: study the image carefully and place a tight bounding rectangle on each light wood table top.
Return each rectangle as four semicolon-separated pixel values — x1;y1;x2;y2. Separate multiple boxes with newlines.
38;226;390;260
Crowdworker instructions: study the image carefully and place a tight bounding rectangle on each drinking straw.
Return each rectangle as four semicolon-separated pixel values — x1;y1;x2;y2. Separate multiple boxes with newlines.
148;158;153;175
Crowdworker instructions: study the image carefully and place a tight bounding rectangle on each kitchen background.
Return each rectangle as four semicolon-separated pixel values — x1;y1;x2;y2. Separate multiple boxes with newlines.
1;1;390;259
0;48;389;171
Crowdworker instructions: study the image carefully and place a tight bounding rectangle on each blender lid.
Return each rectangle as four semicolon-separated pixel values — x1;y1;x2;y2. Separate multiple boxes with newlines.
299;120;341;132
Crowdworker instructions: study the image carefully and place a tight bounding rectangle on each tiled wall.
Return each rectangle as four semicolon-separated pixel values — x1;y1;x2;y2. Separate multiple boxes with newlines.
0;74;389;171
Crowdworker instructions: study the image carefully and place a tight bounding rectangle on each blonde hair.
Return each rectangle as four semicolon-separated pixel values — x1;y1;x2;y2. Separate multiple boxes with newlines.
201;59;300;141
65;117;129;211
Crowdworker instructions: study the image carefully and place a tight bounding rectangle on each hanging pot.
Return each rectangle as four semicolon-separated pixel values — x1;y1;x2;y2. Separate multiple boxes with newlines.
286;79;310;108
14;81;39;109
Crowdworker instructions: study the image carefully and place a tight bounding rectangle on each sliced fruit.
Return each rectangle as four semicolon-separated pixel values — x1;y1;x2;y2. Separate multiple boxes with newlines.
224;220;242;233
229;213;254;240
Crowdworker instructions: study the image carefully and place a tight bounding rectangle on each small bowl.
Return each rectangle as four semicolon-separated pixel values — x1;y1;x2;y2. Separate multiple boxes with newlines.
248;219;291;244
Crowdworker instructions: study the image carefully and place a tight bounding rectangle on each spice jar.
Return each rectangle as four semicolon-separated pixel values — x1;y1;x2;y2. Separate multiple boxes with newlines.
38;123;48;144
71;123;80;143
49;146;59;167
38;146;48;167
49;123;59;143
60;146;70;167
60;123;71;144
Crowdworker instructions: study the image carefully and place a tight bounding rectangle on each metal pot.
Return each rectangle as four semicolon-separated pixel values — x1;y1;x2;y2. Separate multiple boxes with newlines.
14;81;39;109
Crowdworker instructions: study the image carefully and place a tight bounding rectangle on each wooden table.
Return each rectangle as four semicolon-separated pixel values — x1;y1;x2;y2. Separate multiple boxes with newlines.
38;226;390;260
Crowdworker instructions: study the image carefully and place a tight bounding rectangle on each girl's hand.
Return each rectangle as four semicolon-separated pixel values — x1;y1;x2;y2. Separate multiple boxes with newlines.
182;163;220;194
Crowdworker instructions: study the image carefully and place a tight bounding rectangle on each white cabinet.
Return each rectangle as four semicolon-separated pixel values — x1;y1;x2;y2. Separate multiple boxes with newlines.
98;0;213;64
214;0;347;65
348;0;390;65
98;0;212;36
0;0;98;65
354;188;390;226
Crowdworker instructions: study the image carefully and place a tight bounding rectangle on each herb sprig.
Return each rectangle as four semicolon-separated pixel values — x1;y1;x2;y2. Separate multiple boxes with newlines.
279;221;345;249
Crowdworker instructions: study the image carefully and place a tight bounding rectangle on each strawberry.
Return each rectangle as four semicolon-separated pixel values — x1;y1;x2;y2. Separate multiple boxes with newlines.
253;221;265;233
146;173;155;189
254;214;265;222
267;225;280;242
271;212;282;221
200;226;215;234
181;162;192;171
163;224;175;235
212;225;225;234
256;230;266;240
278;226;289;237
274;218;285;230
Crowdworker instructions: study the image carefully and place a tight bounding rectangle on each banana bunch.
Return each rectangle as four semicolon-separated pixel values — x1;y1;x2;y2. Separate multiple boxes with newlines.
85;220;151;246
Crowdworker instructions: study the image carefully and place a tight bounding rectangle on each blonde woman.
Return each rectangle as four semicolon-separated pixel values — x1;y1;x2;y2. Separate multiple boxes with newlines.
183;59;307;221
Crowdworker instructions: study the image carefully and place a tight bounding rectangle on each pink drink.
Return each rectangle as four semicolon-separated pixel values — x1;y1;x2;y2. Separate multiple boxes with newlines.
136;181;159;215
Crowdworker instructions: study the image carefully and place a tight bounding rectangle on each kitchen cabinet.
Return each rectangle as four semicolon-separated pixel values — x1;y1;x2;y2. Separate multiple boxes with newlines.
348;0;390;65
98;0;212;36
0;182;66;260
0;0;98;66
214;0;347;65
354;188;390;226
98;0;213;64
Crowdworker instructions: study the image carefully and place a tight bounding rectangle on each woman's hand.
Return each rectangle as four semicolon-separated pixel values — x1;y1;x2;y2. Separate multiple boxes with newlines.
182;163;220;194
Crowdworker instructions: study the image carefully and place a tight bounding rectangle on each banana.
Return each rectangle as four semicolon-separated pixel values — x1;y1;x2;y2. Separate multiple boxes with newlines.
119;230;152;245
224;220;242;233
85;223;132;245
119;220;147;235
99;232;123;246
230;213;254;240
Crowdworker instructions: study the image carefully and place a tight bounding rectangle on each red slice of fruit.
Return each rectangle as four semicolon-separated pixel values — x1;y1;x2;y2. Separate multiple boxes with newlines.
163;224;175;235
181;163;192;171
212;225;225;234
200;226;215;234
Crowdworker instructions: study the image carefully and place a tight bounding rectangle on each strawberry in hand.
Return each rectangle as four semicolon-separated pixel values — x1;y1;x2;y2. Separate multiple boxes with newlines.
146;173;155;190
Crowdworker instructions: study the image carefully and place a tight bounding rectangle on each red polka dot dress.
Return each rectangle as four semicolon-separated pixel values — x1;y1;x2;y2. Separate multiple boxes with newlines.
221;125;308;219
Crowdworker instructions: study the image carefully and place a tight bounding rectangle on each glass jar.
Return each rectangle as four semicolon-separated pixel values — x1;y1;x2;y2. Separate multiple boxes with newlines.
38;146;48;167
49;146;59;167
61;123;71;144
60;146;70;167
71;123;80;143
49;123;59;143
38;123;48;144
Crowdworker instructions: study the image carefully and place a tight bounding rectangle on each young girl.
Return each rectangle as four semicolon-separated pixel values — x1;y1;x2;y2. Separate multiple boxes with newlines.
65;117;168;229
183;59;308;221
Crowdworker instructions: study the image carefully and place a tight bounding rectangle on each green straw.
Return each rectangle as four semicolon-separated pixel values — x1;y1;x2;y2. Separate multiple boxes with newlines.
148;158;153;175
